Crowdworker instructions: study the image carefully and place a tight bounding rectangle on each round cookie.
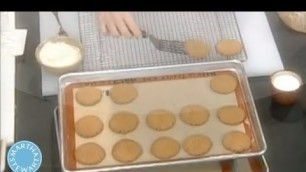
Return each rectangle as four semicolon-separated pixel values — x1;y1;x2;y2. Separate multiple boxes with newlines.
110;83;138;104
184;39;210;59
151;136;180;160
109;111;139;134
210;74;238;94
217;105;246;125
75;115;104;138
180;105;210;126
146;109;176;131
112;139;142;163
216;39;242;56
222;131;251;153
183;134;212;156
75;86;102;106
75;142;105;165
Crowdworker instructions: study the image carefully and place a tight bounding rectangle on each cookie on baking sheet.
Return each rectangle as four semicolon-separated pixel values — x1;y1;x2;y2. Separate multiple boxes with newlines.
183;134;212;156
184;39;210;59
109;111;139;134
210;74;238;94
75;86;102;106
112;139;143;163
217;105;246;125
75;142;105;165
151;136;180;160
110;83;138;104
75;115;104;138
216;39;243;56
179;105;210;126
222;131;251;153
146;109;176;131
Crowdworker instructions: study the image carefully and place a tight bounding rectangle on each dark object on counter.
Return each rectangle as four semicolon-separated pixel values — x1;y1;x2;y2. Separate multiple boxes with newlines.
270;101;304;123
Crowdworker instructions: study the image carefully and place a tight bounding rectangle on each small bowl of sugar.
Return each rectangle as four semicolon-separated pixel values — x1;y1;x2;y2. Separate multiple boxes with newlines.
35;36;84;75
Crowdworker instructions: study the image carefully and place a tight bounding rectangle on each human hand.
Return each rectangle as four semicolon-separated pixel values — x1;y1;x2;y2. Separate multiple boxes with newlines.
98;12;142;38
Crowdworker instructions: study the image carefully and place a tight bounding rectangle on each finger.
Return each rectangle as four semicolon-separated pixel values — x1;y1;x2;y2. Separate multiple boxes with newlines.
98;12;107;34
104;13;120;37
106;22;120;37
113;13;132;38
122;12;142;38
99;20;107;34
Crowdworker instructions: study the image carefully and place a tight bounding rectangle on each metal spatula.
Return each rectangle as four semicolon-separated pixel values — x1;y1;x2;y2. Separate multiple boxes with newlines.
142;30;187;55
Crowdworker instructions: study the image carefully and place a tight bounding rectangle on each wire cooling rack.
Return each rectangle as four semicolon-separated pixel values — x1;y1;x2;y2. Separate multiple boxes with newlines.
78;12;247;71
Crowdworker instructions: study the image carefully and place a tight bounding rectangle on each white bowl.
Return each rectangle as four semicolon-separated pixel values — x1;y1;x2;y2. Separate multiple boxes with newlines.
35;36;84;75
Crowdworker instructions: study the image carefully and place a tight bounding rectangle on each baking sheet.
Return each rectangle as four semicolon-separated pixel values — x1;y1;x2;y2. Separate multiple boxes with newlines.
59;61;267;171
54;101;268;172
73;74;246;169
54;108;269;172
